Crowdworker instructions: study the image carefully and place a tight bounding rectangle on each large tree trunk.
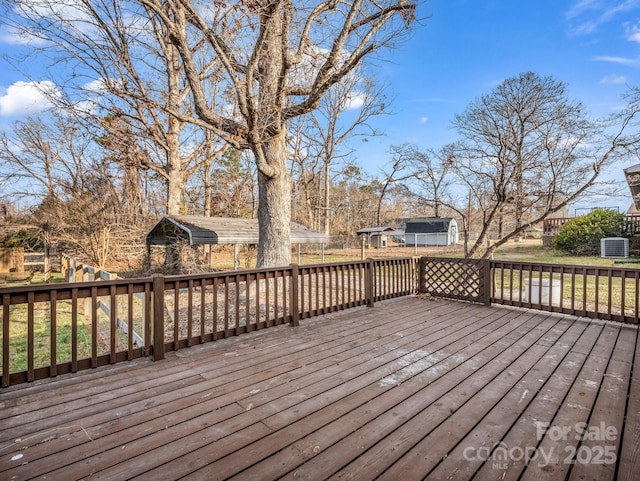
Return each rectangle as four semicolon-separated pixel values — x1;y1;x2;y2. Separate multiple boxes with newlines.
256;134;292;267
166;159;184;216
166;43;184;217
203;158;212;217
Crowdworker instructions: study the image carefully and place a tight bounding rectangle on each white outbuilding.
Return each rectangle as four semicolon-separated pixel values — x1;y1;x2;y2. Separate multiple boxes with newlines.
404;217;458;246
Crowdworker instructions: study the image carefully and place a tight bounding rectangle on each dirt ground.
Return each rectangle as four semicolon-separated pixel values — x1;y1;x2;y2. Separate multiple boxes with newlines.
205;243;468;270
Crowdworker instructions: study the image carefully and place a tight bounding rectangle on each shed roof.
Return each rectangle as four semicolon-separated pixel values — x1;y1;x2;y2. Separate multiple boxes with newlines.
146;215;327;246
624;163;640;174
356;226;396;235
404;217;455;234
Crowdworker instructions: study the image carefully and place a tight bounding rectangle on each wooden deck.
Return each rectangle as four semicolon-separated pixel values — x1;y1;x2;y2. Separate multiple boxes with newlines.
0;296;639;480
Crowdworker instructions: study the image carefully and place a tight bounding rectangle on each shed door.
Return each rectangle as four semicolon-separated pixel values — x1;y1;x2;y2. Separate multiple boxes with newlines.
449;224;457;245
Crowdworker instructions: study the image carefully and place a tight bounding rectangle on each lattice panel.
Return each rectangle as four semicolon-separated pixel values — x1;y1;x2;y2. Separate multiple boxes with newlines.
420;258;484;302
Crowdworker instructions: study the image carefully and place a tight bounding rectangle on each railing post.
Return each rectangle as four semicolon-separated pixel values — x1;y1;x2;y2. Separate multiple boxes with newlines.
290;264;300;326
418;257;427;293
152;274;165;361
365;258;375;307
2;293;10;387
482;259;492;306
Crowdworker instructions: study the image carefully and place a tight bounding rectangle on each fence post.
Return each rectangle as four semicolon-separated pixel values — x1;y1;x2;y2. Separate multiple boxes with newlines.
365;258;375;307
152;274;165;360
290;264;300;326
68;257;76;283
482;259;492;306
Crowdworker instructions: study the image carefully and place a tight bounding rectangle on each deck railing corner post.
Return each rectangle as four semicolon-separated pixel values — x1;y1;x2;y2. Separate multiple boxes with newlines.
152;273;165;361
482;259;492;306
418;256;427;294
290;264;300;326
365;258;375;307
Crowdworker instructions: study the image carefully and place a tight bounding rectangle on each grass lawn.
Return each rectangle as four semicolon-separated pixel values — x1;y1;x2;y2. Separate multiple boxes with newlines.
490;239;638;267
2;302;93;373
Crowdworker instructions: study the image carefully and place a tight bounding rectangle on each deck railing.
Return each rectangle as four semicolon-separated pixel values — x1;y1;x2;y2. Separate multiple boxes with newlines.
418;258;640;324
491;261;640;323
6;256;635;387
0;257;418;387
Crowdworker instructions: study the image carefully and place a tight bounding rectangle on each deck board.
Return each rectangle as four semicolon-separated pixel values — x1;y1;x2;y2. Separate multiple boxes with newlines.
424;316;588;481
0;296;637;481
568;325;636;481
519;323;621;481
471;322;605;481
616;325;640;481
273;311;550;481
194;310;543;481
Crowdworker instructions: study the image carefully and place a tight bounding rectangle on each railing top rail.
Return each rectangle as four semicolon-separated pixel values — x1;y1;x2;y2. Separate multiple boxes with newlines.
0;276;156;296
421;256;484;263
420;256;640;272
490;259;640;274
163;264;295;282
369;256;419;262
298;259;369;268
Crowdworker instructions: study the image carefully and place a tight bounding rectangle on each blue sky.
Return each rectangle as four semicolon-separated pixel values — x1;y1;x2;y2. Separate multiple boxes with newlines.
373;0;639;144
355;0;640;210
0;0;639;211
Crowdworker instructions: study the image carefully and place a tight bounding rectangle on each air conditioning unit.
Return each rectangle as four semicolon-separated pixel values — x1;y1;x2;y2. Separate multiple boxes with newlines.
601;237;629;258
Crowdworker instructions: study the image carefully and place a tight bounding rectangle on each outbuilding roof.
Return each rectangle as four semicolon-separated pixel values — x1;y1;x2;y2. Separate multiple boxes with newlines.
404;217;456;234
356;226;396;235
624;164;640;174
146;215;328;246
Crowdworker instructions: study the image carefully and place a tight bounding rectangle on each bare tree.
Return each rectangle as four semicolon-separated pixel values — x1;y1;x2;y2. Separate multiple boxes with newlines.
391;143;478;253
376;146;414;225
288;124;325;230
0;114;88;200
331;165;380;235
289;70;389;235
3;0;227;215
139;0;416;266
451;71;639;258
392;143;456;217
618;85;640;158
0;113;148;267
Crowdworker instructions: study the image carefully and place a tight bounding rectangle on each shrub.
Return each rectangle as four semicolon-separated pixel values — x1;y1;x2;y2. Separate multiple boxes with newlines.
552;208;628;256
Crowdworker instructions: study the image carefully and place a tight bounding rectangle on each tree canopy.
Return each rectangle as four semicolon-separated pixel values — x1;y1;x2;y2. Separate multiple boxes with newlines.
450;72;637;258
553;209;630;256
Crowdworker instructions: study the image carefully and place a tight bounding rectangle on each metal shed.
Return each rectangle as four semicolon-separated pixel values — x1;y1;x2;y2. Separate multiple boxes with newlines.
356;226;396;249
147;215;327;246
146;215;328;268
404;217;458;247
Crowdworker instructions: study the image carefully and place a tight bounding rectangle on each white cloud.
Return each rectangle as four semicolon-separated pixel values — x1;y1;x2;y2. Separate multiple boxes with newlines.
594;55;640;66
0;81;58;116
344;92;365;110
626;23;640;42
420;117;428;124
567;0;640;35
566;0;602;20
82;79;106;93
600;74;627;84
0;0;99;46
15;0;91;23
0;25;47;46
